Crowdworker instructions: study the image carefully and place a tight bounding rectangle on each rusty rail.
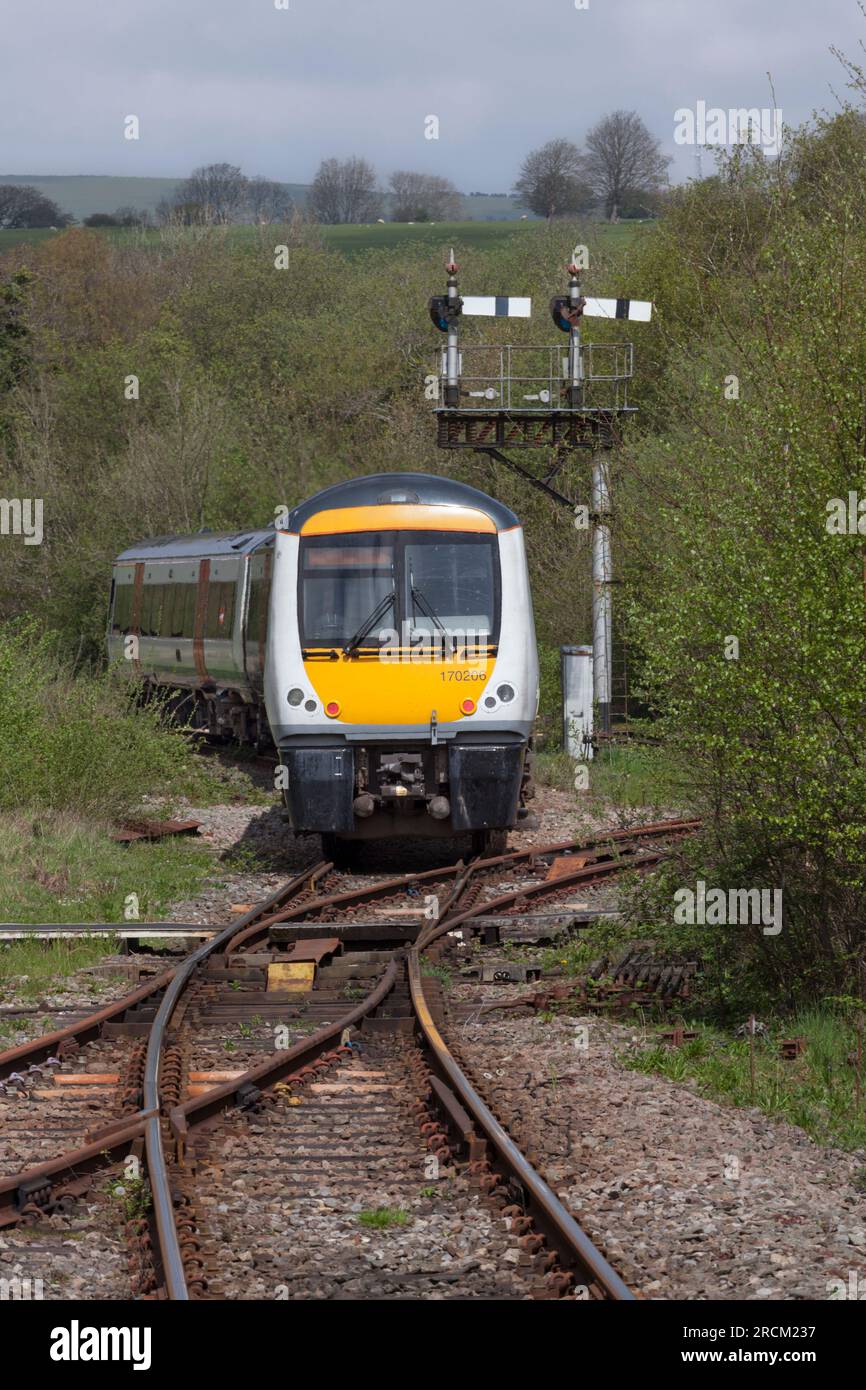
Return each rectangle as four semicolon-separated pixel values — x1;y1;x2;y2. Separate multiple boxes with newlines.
0;817;698;1294
407;949;633;1299
0;865;326;1231
140;859;329;1300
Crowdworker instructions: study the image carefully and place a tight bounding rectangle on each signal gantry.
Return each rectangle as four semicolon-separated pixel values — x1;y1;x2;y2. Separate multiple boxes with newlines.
428;249;653;736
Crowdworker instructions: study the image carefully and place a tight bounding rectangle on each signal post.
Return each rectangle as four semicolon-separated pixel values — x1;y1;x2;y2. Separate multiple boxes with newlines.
428;250;651;739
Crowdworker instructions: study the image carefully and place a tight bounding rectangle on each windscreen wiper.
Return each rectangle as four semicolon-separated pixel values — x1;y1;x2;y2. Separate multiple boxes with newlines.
410;583;447;636
343;589;396;656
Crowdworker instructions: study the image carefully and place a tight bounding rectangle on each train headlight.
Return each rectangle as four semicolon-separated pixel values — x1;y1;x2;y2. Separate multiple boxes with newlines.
497;683;515;703
287;687;305;706
483;695;497;709
461;697;476;715
304;699;317;712
325;700;341;718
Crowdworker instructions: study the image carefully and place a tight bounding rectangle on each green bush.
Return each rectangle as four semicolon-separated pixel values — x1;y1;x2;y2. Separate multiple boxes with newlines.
0;620;200;818
535;641;564;747
0;220;619;664
615;103;866;1007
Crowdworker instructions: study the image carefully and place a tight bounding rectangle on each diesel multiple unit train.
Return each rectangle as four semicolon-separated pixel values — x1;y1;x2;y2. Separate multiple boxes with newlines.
108;473;539;853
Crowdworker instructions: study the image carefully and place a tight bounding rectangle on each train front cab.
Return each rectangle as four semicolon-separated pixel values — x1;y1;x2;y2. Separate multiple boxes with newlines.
265;486;538;851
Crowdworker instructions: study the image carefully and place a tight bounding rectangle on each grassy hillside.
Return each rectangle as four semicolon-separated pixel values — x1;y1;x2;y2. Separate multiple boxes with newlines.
0;175;537;228
0;220;530;257
319;219;645;257
0;175;187;222
0;228;57;250
0;214;646;649
0;218;645;257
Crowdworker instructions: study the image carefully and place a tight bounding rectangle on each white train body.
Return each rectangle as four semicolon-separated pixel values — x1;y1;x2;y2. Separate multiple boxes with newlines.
109;472;539;847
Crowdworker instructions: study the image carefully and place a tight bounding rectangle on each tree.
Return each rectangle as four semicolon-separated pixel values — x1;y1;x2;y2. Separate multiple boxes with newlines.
173;163;249;225
790;109;866;214
0;184;74;229
582;110;670;221
0;269;33;401
246;176;294;224
155;197;207;227
512;139;591;221
309;157;380;224
113;205;151;228
616;122;866;1009
388;171;461;222
85;207;150;228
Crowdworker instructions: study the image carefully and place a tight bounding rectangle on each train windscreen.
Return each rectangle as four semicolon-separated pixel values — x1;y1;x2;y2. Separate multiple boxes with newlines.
299;530;499;651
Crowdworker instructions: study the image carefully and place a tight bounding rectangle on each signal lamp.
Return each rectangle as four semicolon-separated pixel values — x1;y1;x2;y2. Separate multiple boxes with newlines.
377;489;419;504
461;697;476;715
325;700;341;718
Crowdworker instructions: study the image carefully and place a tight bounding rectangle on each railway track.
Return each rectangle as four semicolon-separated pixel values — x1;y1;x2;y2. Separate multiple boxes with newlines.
0;817;698;1300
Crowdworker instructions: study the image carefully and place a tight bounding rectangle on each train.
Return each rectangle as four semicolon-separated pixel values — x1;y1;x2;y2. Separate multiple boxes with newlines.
108;473;539;855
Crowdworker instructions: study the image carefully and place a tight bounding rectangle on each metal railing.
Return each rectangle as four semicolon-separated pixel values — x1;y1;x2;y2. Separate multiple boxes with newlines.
435;342;634;414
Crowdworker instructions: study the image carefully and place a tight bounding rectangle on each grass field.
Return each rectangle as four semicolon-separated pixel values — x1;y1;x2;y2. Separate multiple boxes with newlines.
0;811;215;930
622;1010;866;1154
1;221;522;257
0;228;58;250
320;220;530;254
535;741;688;813
322;220;651;256
0;218;650;259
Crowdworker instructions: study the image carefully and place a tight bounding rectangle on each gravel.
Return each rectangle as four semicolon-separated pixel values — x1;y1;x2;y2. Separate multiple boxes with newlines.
450;1003;866;1300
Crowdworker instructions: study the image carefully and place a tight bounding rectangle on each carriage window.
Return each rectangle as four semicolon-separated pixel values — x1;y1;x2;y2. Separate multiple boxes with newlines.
300;536;395;648
158;583;192;639
206;581;235;639
183;583;198;638
247;568;271;646
161;586;178;639
150;585;167;638
139;584;163;638
112;583;133;635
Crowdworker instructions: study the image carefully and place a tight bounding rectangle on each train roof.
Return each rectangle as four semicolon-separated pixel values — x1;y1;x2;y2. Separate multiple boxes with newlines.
114;528;274;563
114;475;520;563
286;473;520;533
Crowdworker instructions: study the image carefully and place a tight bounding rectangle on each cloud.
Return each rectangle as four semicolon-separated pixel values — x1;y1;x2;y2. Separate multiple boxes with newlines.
0;0;863;186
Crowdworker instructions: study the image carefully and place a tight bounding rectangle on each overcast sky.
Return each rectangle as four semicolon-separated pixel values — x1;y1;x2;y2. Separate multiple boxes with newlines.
1;0;863;188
